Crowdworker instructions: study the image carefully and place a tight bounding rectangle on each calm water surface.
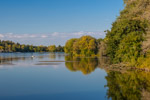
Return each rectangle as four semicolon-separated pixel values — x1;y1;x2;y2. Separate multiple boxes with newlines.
0;53;150;100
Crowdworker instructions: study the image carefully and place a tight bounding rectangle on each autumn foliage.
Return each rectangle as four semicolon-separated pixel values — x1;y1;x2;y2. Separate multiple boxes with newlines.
65;36;99;57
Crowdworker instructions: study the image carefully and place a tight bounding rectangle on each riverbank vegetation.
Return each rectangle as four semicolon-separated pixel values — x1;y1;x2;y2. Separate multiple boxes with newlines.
104;0;150;68
64;0;150;68
105;19;148;65
0;40;64;52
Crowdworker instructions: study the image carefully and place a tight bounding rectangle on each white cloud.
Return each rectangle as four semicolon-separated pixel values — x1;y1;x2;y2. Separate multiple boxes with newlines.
41;35;48;38
73;31;85;36
0;34;4;38
30;35;36;38
0;31;105;46
51;32;59;36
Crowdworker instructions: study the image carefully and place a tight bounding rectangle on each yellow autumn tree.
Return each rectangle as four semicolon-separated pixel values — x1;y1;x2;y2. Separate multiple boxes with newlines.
65;36;98;56
48;45;56;52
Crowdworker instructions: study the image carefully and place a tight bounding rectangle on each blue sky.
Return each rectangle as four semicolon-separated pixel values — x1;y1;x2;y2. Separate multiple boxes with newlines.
0;0;124;46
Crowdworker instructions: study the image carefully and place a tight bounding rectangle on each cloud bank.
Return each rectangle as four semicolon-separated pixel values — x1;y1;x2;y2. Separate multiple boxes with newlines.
0;31;106;46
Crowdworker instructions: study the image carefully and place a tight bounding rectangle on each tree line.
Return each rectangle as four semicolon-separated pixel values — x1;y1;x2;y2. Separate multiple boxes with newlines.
64;0;150;68
0;40;64;52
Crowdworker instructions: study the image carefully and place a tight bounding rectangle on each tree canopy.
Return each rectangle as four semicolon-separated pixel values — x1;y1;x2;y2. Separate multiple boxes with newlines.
65;36;99;56
104;0;149;66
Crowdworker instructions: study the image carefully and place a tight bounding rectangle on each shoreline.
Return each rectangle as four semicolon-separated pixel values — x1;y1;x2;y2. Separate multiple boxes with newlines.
100;63;150;73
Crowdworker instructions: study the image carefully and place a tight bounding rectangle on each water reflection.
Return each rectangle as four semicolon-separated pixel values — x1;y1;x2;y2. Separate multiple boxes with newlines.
49;53;56;60
0;56;27;65
65;55;150;99
65;56;98;75
105;70;150;100
1;53;150;100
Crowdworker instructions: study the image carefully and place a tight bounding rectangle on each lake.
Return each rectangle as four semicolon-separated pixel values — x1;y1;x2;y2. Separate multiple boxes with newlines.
0;53;150;100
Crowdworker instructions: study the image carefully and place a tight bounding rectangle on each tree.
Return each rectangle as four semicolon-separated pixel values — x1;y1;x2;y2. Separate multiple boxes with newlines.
0;40;64;53
105;19;148;64
65;36;98;56
12;44;16;52
64;38;78;55
56;45;64;52
29;45;34;52
48;45;56;52
0;46;4;52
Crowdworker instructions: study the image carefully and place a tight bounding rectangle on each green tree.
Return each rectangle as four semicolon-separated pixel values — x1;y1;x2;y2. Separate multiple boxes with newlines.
65;38;78;55
56;45;64;52
0;40;64;53
0;46;4;52
12;44;16;52
48;45;56;52
65;36;98;56
29;45;34;52
106;19;148;64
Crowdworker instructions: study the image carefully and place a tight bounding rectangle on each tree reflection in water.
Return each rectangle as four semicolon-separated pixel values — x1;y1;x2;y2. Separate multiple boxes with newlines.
65;56;150;100
65;56;98;75
49;53;56;60
0;57;27;65
105;71;150;100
